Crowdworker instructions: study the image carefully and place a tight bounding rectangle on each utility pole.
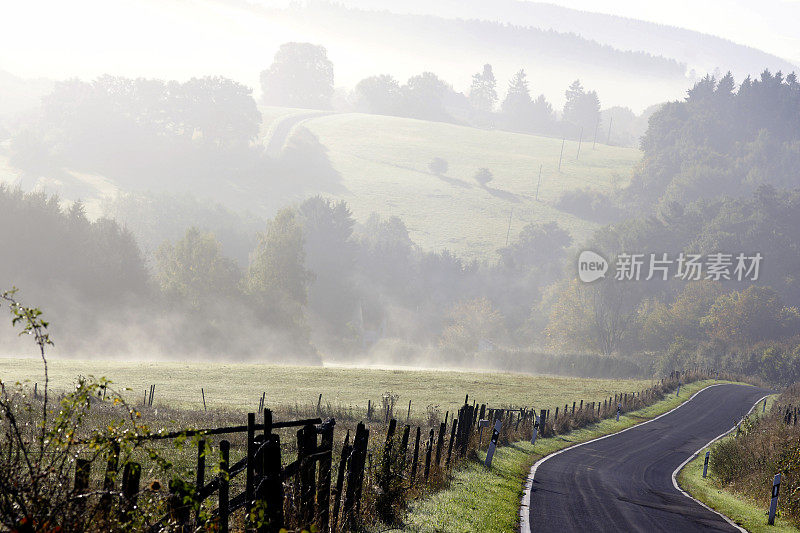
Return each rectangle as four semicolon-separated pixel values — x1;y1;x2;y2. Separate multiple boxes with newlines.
606;115;613;145
576;127;584;160
558;138;565;171
535;163;542;201
505;209;513;246
592;118;600;149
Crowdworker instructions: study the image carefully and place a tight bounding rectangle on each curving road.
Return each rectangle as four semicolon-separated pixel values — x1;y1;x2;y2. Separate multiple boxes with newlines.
522;383;771;532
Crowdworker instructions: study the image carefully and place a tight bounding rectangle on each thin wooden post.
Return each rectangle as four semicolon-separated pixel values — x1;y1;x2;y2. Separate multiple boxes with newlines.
331;431;351;533
407;400;412;422
99;441;120;513
435;421;446;465
297;423;317;527
195;439;206;526
446;417;457;467
423;428;434;482
399;424;410;470
73;458;91;515
558;137;565;171
377;418;397;520
410;426;421;482
219;440;230;533
168;478;191;529
344;422;369;531
317;420;335;533
535;164;542;200
120;461;141;523
246;412;255;512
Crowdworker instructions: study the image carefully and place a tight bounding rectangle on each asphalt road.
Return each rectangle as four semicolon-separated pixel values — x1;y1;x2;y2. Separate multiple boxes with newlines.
524;383;771;532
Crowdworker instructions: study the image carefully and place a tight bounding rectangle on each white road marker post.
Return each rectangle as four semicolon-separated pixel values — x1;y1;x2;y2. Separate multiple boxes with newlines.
768;473;781;525
530;414;539;445
616;402;621;422
702;451;710;478
484;419;502;469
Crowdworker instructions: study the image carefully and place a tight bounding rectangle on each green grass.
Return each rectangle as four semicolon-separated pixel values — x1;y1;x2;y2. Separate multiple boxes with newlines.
677;395;799;533
403;379;721;532
295;112;640;261
0;357;650;418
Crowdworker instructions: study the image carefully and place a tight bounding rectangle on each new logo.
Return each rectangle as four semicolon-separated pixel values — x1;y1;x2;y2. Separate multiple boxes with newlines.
578;251;608;283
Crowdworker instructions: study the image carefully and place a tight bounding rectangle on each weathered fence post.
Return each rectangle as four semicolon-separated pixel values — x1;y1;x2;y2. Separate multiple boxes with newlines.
120;461;141;523
768;473;781;525
317;419;335;533
219;440;230;533
377;418;397;520
530;414;538;445
297;423;318;527
168;478;191;530
246;412;255;512
446;417;457;468
331;431;351;533
702;451;710;478
539;409;547;438
344;422;369;531
435;421;446;465
400;424;411;469
263;432;284;532
407;400;412;422
99;441;120;513
195;439;206;526
423;428;434;482
411;426;421;481
73;458;91;514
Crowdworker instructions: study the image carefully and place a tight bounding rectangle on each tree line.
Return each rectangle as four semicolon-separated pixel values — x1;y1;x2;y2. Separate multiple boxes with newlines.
261;42;608;140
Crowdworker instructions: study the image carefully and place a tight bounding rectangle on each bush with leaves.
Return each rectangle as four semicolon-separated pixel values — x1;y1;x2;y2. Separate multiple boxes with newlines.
0;288;200;532
473;167;493;186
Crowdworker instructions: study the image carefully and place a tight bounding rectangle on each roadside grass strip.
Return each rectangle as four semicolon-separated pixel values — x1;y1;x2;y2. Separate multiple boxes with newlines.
403;379;724;532
677;395;799;533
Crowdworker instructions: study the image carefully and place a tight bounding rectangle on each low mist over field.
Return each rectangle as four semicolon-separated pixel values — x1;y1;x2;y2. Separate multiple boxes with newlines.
1;1;800;387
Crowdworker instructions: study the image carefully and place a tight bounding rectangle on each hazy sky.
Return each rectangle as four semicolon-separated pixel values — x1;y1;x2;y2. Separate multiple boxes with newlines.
2;0;798;87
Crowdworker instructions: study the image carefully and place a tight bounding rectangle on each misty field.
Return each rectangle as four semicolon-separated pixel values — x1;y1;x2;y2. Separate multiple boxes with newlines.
266;109;640;260
0;357;651;416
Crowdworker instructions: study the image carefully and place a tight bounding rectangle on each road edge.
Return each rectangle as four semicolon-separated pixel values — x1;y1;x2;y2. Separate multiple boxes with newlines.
670;393;771;533
518;382;734;532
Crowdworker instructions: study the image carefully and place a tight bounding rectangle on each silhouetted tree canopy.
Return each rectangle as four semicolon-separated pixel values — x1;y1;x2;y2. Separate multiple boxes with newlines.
260;42;334;109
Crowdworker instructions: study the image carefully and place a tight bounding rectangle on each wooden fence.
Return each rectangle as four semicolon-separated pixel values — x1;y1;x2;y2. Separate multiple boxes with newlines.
70;369;705;531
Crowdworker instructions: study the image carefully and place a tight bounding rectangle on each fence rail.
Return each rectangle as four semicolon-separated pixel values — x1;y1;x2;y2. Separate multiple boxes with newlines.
68;368;710;531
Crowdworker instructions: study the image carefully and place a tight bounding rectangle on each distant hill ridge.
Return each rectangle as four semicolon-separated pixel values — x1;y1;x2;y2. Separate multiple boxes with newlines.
332;0;798;78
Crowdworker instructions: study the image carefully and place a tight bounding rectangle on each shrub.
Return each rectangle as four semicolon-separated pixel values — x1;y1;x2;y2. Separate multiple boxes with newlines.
474;167;493;186
0;289;181;532
428;157;448;175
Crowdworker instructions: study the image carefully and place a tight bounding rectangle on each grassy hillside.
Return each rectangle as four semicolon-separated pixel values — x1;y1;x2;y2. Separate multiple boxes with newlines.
278;111;640;260
1;107;641;262
0;357;650;416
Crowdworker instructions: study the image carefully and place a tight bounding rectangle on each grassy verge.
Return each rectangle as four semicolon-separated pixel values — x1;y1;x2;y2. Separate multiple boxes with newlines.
403;379;721;532
677;395;799;533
